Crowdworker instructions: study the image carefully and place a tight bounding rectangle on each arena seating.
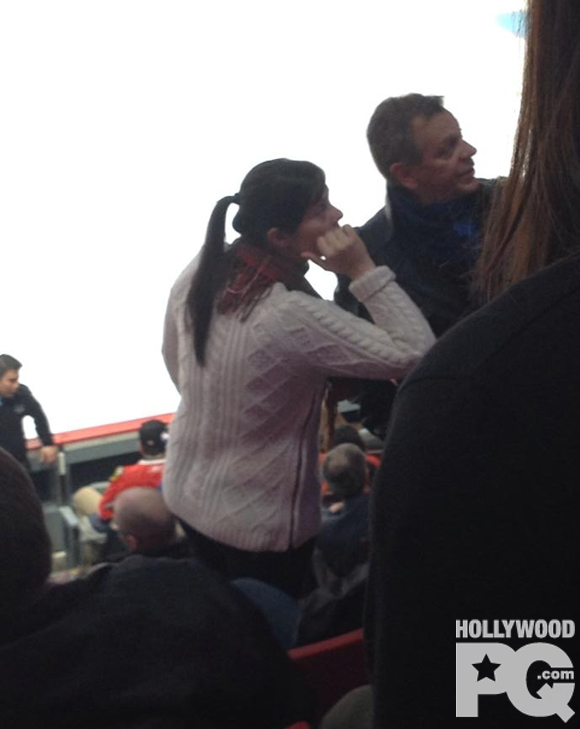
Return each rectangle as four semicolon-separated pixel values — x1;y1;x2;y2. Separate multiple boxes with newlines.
289;627;366;723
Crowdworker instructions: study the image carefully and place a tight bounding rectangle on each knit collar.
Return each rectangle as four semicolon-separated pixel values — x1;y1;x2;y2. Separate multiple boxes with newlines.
217;241;319;318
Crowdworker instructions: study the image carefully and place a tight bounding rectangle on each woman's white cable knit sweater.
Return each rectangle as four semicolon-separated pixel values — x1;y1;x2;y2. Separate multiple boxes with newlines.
162;260;434;552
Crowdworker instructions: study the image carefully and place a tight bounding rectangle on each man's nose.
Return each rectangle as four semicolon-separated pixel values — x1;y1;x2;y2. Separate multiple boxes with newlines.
333;205;343;223
461;139;477;158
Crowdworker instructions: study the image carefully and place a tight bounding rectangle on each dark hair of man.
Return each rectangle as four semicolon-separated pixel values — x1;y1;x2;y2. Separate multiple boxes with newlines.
186;158;326;366
0;448;52;618
476;0;580;301
322;443;366;500
329;424;367;452
138;419;168;456
367;93;446;182
0;353;22;379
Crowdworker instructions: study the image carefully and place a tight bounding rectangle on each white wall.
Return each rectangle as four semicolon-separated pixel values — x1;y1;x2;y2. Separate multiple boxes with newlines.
0;0;525;435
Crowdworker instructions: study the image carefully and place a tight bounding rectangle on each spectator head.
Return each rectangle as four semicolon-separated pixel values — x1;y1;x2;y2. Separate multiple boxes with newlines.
329;425;366;452
322;443;367;500
367;93;479;205
188;158;342;365
138;419;168;457
114;487;177;555
0;354;22;398
0;447;52;618
231;159;330;245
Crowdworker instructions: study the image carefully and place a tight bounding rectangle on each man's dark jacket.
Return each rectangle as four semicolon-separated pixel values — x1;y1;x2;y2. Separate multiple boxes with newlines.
0;384;54;464
335;182;495;433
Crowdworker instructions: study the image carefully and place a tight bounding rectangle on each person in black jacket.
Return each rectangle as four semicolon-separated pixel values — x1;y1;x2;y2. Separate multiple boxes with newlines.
335;95;494;435
0;447;311;729
337;93;491;335
318;443;369;579
367;259;580;728
0;353;57;467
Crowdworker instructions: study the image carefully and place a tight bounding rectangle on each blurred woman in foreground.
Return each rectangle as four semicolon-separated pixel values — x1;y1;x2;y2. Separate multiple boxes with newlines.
368;2;580;726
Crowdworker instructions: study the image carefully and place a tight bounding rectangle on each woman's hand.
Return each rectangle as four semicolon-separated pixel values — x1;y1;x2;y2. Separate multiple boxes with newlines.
302;224;376;280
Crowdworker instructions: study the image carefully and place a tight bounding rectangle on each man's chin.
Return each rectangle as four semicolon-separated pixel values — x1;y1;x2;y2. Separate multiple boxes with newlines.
458;176;481;196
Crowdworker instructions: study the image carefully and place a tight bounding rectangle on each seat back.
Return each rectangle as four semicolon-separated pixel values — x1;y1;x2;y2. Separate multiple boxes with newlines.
288;627;367;723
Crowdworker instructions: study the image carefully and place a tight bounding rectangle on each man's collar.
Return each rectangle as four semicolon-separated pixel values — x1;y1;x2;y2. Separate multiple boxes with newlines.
387;181;487;214
384;185;393;224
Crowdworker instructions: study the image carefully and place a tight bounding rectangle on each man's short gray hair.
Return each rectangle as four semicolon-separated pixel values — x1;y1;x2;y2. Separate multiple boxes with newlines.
322;443;367;499
367;93;445;181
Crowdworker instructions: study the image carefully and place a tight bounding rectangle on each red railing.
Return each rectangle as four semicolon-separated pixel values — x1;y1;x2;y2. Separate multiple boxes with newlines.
27;413;174;449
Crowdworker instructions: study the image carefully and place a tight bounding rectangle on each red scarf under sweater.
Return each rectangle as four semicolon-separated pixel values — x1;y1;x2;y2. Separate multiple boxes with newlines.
217;242;319;319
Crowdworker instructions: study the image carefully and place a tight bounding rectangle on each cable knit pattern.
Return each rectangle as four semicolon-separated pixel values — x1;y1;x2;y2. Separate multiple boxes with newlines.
162;258;434;552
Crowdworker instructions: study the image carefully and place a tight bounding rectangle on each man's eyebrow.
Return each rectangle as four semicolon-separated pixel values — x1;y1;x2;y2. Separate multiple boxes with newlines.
440;132;460;146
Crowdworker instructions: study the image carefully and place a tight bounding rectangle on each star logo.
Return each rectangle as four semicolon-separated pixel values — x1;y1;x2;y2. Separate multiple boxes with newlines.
473;654;501;681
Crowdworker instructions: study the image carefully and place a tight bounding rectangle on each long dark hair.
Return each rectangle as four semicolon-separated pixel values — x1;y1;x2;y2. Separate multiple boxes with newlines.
475;0;580;301
187;158;326;365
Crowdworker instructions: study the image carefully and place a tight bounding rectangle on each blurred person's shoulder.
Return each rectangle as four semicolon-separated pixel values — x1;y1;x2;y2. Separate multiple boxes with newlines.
401;255;580;389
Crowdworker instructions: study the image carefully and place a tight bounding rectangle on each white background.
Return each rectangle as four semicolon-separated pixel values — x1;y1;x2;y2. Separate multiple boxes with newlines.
0;0;525;436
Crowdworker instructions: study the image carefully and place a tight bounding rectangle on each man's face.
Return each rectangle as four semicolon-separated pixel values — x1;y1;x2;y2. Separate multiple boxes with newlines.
400;110;479;205
0;369;20;398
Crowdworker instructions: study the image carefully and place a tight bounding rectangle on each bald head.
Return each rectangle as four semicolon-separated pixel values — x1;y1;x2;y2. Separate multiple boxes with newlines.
0;448;52;616
322;443;367;499
114;488;176;555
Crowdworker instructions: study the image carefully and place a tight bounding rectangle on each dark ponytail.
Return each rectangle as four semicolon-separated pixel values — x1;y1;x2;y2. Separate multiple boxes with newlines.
186;159;325;366
187;195;238;365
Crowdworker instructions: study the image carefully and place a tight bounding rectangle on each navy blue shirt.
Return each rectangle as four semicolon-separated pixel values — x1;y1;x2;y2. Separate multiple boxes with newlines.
318;493;369;577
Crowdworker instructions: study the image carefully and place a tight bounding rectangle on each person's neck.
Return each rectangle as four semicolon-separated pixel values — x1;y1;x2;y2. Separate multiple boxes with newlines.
238;240;309;276
389;184;477;213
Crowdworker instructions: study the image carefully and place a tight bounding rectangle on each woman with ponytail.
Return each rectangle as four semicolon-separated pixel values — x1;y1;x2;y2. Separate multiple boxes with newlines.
162;158;434;597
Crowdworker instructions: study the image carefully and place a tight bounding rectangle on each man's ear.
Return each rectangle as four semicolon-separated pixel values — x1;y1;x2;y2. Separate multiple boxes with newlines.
389;162;419;192
124;533;138;552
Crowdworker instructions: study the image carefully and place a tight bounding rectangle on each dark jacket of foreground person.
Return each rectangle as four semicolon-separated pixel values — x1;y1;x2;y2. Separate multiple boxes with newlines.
367;257;580;727
0;556;311;729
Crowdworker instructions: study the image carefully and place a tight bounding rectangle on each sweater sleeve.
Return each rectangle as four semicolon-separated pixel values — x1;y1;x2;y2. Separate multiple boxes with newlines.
162;257;200;392
256;266;435;381
162;292;180;391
